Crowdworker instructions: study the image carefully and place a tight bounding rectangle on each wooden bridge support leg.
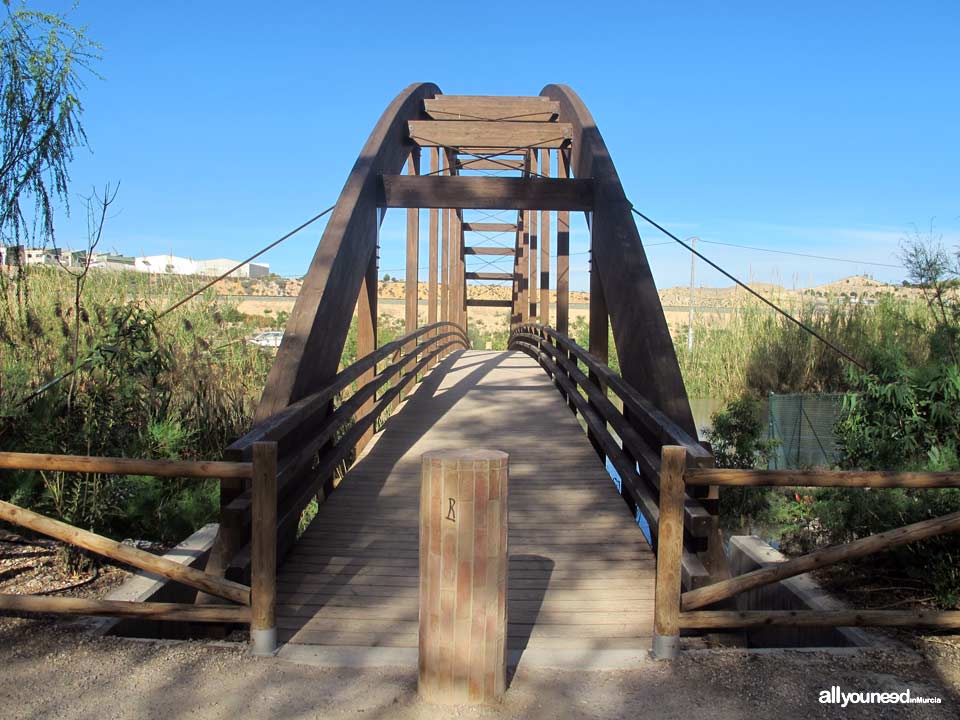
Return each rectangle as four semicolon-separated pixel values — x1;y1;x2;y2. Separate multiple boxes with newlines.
440;156;450;328
428;147;439;366
251;441;278;656
586;240;610;458
356;249;378;453
540;149;551;327
528;150;539;322
403;150;421;396
556;148;570;335
511;215;525;325
653;446;686;660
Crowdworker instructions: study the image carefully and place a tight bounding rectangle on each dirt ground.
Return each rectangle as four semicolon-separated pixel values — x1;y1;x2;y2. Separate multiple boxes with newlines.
0;613;957;720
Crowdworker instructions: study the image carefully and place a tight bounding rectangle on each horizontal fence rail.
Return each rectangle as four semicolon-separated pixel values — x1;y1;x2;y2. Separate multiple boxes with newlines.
652;447;960;658
0;445;278;653
508;324;718;590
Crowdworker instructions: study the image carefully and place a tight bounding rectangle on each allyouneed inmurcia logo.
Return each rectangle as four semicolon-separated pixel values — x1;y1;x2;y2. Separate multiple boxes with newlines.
819;686;942;707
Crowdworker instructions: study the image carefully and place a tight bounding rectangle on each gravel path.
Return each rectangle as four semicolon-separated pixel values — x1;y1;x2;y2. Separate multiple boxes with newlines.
1;616;958;719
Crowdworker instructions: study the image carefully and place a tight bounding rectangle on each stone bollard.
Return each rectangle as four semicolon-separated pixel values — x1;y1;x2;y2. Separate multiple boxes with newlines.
418;448;509;704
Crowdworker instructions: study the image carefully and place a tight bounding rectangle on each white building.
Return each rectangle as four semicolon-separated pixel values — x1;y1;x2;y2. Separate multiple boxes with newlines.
134;254;197;275
195;258;270;278
131;254;269;278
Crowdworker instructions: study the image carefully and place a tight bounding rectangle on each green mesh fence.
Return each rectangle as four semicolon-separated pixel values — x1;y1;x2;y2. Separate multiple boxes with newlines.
767;393;847;469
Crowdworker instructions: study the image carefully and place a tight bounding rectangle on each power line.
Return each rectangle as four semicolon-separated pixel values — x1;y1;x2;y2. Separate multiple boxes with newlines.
16;205;337;407
697;238;904;269
630;207;868;370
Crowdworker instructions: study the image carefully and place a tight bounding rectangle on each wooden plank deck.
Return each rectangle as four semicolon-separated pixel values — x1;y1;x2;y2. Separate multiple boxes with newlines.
276;350;656;652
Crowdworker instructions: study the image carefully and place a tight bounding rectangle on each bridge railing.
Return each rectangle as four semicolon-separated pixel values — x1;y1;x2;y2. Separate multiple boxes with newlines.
222;321;468;572
509;324;718;589
653;450;960;657
0;446;279;654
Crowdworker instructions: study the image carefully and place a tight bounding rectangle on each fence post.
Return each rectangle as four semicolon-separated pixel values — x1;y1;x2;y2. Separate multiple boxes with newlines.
653;445;686;659
251;441;278;656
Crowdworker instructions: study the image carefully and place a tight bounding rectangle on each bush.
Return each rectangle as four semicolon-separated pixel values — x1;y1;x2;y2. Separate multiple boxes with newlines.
706;397;779;526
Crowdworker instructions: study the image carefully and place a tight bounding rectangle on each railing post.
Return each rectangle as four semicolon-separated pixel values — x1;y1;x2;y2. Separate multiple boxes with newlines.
653;445;686;659
251;441;278;656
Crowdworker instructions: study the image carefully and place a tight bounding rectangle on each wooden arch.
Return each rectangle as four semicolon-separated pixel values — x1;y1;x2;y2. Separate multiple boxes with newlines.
255;82;441;421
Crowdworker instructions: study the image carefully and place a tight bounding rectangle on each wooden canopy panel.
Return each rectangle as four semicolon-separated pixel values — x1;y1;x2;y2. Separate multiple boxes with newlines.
424;95;559;121
409;121;572;149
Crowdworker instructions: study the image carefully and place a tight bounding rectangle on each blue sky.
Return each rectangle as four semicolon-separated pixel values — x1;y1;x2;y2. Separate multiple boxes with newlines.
46;0;959;291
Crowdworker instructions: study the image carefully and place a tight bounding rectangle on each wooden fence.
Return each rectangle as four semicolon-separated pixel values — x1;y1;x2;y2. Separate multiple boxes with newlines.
652;447;960;658
0;445;279;656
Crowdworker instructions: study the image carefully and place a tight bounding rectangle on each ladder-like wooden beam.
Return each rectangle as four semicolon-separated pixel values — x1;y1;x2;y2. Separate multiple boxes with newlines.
528;150;539;321
409;121;572;150
424;95;559;122
457;158;525;171
540;149;552;326
464;246;514;256
462;222;517;232
556;147;571;334
378;176;593;210
465;272;514;281
467;299;513;308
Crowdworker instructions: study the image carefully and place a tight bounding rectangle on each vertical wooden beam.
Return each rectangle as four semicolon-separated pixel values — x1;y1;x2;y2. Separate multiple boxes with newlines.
653;446;686;660
428;147;439;329
455;210;466;333
528;150;539;322
356;248;378;453
405;151;421;335
587;221;610;459
511;214;525;326
588;227;609;365
540;149;551;327
556;148;570;335
251;441;278;656
441;171;450;324
404;150;421;395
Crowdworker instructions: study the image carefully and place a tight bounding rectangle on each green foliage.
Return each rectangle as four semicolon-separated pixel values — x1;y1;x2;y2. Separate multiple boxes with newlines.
675;297;929;401
0;266;273;551
706;397;779;525
0;3;99;245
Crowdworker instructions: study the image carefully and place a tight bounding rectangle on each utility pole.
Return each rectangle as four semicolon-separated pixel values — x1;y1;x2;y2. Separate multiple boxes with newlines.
687;237;698;351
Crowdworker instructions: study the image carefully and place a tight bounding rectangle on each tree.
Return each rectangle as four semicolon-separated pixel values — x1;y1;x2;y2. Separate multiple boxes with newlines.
1;2;99;247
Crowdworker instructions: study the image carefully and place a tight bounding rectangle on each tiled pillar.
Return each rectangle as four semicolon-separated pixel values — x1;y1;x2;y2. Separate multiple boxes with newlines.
418;448;509;704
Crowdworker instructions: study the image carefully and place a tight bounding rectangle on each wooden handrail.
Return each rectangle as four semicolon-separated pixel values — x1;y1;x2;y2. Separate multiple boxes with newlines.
219;337;466;573
512;325;711;463
510;324;715;588
0;452;252;479
228;322;467;458
686;468;960;488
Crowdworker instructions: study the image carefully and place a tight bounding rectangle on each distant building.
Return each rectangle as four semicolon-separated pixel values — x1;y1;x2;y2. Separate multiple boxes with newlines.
1;245;63;266
195;258;270;278
2;245;270;278
132;254;270;278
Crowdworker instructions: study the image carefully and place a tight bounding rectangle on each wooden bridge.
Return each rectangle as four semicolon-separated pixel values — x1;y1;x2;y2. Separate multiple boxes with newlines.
6;86;959;668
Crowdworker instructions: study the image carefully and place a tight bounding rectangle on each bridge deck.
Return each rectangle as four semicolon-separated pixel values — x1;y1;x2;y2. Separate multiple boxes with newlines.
276;350;656;652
